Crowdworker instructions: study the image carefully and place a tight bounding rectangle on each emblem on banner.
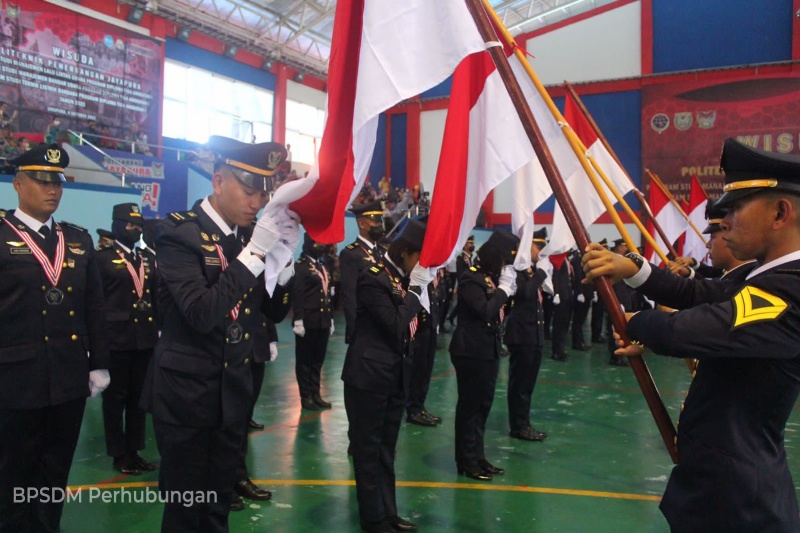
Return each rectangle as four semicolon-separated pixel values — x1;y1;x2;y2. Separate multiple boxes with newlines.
650;113;670;134
697;110;716;129
674;112;693;131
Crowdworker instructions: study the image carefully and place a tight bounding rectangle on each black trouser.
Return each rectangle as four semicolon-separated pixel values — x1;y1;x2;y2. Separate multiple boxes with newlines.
344;384;404;525
542;295;554;338
571;299;591;348
507;344;544;432
591;300;605;341
551;297;572;355
451;355;499;469
0;397;86;533
154;419;245;533
103;348;152;458
294;328;330;400
236;361;265;482
439;274;456;328
405;327;436;416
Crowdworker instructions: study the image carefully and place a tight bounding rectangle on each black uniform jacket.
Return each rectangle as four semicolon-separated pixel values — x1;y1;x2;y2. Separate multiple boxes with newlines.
504;266;546;348
449;265;509;360
292;255;333;329
340;239;380;341
341;261;422;395
627;258;800;532
143;209;272;429
637;260;757;310
96;243;158;351
0;211;109;409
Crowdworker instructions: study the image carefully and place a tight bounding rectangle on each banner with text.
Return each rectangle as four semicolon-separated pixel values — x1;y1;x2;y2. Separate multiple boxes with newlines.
642;75;800;201
0;0;162;145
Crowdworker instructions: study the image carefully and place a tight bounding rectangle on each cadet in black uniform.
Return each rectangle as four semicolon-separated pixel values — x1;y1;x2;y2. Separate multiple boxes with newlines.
570;249;592;351
405;277;443;427
445;236;475;326
98;203;159;475
340;200;385;344
505;228;548;441
293;233;335;410
604;239;650;366
0;145;110;532
141;136;296;532
450;230;519;481
582;138;800;532
590;238;608;343
342;219;432;533
549;251;574;361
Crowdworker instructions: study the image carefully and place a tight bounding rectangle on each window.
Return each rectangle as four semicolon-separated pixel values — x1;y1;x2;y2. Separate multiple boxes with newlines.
162;59;274;144
286;98;325;165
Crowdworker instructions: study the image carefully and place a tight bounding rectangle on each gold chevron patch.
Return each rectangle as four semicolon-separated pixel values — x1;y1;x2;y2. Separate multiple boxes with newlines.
732;286;788;329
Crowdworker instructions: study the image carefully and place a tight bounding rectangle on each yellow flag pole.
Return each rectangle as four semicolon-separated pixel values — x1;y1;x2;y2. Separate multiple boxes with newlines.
480;0;670;264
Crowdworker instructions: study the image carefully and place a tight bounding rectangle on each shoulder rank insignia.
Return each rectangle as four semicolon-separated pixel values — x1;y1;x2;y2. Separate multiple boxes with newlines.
169;211;197;223
346;242;359;250
59;221;87;232
732;286;788;329
369;266;381;274
0;209;5;219
469;266;478;272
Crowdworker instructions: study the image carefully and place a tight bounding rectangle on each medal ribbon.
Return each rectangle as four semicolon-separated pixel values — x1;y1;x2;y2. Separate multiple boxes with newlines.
118;250;145;299
214;244;240;321
5;219;65;288
385;266;418;340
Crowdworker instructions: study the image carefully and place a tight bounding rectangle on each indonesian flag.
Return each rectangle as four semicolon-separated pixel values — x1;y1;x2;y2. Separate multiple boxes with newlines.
644;180;685;264
271;0;484;244
541;94;637;256
420;29;588;269
682;175;709;262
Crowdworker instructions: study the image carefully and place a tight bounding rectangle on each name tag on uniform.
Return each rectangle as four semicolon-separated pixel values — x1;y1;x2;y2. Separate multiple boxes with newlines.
205;257;222;266
10;247;32;255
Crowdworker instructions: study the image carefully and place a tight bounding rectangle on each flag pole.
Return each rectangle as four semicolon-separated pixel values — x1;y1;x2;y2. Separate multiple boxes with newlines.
465;0;678;463
647;170;707;242
478;1;669;264
563;82;679;258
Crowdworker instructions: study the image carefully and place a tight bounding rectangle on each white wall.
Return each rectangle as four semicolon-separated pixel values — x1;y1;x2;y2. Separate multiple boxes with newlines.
286;80;326;109
520;1;641;85
419;109;447;198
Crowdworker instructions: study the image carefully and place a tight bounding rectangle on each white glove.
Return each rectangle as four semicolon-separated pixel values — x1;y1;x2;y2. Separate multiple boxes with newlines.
592;293;598;303
293;320;306;337
249;214;282;256
330;286;336;296
330;319;335;336
553;294;561;305
498;265;517;297
277;263;294;286
577;294;585;303
409;263;434;290
89;369;110;398
268;342;278;362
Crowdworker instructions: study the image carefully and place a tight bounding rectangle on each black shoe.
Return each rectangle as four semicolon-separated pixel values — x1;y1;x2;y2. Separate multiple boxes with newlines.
361;519;392;533
458;465;492;481
301;397;319;410
592;336;607;344
407;412;437;427
510;426;548;441
112;456;141;475
132;453;156;471
313;393;332;409
421;409;442;423
234;479;272;501
230;493;245;512
249;419;265;430
478;459;504;475
572;343;590;351
389;516;418;532
551;353;569;362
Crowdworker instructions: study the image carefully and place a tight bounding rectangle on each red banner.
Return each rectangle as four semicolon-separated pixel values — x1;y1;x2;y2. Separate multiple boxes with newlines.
0;0;162;146
642;75;800;201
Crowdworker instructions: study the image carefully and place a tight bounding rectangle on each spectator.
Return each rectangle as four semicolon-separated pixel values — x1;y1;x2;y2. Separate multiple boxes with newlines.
378;175;391;197
44;116;62;145
82;120;101;144
98;125;117;150
0;102;16;129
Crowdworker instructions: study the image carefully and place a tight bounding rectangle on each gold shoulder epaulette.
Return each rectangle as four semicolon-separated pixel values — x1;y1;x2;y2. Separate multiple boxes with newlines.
369;265;381;274
0;208;6;219
169;211;197;223
469;266;478;272
346;242;359;250
59;220;88;232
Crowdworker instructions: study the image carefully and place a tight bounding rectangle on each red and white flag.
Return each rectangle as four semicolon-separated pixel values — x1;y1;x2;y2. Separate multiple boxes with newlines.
260;0;485;290
644;181;685;265
541;94;638;256
421;42;583;269
682;175;709;262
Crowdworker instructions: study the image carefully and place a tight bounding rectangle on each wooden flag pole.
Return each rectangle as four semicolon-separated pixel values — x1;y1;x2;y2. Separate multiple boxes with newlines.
466;0;678;463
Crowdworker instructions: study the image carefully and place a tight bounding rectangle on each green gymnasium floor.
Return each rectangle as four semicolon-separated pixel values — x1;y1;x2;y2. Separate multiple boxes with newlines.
61;312;800;532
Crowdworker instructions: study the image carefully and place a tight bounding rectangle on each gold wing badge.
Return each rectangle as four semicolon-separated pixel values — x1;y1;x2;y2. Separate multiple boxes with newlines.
732;286;788;329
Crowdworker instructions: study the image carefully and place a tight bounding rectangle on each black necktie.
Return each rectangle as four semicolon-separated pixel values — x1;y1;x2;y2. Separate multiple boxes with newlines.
39;225;50;238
